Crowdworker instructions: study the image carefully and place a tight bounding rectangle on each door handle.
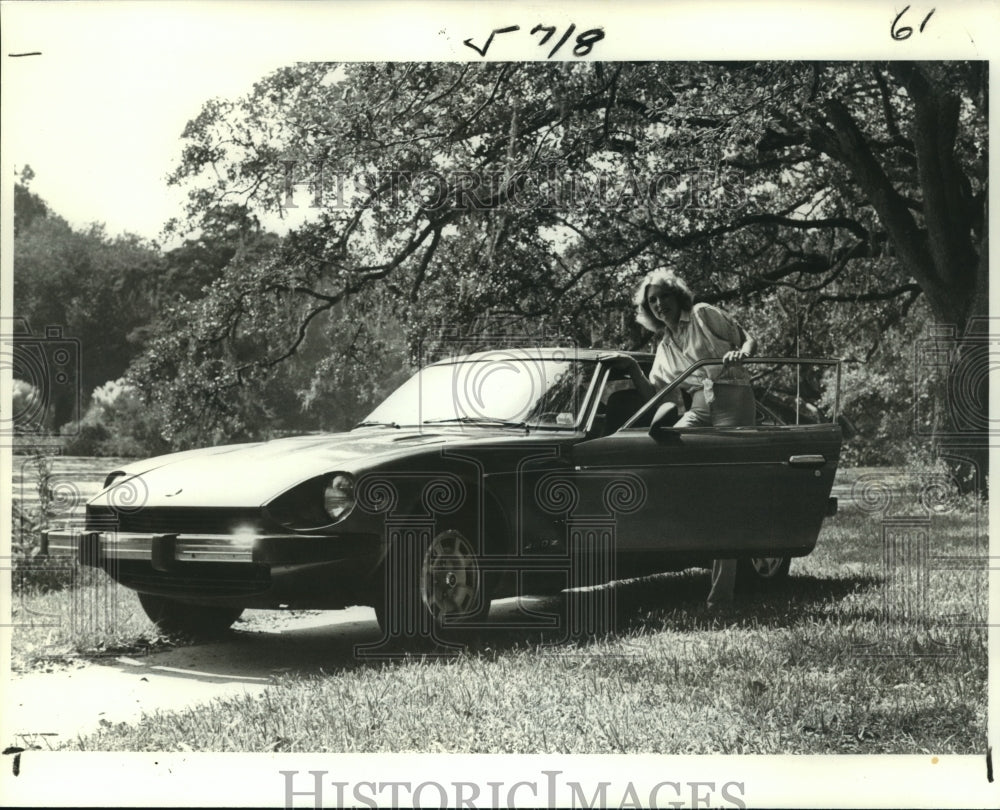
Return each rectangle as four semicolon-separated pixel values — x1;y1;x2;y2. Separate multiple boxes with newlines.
788;454;825;468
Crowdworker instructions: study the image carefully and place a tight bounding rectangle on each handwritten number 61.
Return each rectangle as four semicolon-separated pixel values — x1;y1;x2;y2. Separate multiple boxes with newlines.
891;6;935;40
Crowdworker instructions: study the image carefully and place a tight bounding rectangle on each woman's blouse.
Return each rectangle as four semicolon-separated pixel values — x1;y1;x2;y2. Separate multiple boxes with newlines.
649;303;753;396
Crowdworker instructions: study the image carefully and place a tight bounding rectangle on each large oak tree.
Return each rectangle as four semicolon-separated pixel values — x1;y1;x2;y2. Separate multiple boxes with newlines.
138;61;988;483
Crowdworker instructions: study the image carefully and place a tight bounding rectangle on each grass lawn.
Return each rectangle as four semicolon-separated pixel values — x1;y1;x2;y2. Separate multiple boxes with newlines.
14;504;988;754
9;566;164;671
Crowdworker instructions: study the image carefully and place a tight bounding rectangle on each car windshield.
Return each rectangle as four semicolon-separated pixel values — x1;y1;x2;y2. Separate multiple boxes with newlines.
360;354;599;429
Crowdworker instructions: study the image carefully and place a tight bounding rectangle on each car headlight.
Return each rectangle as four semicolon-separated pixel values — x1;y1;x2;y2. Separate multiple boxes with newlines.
323;474;356;521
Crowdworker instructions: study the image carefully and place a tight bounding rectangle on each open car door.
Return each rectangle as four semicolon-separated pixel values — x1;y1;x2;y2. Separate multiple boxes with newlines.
572;357;842;566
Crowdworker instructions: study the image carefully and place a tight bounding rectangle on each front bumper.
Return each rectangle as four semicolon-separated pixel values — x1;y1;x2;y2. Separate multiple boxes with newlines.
48;530;259;565
44;526;382;608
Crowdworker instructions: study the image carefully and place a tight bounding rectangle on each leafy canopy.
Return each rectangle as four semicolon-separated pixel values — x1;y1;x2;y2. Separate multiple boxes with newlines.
133;61;986;462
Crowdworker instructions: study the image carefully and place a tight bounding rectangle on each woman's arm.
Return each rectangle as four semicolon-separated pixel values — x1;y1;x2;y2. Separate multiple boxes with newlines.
694;303;755;368
723;333;757;366
722;318;757;366
599;353;656;400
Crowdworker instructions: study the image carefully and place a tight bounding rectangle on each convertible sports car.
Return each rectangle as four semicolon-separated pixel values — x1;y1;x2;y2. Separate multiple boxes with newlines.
48;348;842;639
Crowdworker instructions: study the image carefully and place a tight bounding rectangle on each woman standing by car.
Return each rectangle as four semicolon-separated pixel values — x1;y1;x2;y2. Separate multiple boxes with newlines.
607;268;758;609
619;269;757;427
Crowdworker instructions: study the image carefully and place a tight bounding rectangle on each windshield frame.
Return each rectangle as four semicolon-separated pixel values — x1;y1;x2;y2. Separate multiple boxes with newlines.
358;355;604;432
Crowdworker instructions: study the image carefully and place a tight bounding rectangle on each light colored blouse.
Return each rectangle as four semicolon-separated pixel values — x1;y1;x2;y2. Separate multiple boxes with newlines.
649;303;752;398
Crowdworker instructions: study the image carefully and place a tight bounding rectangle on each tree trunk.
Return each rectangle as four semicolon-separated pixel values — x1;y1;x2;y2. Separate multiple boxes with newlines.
809;67;988;495
937;218;990;496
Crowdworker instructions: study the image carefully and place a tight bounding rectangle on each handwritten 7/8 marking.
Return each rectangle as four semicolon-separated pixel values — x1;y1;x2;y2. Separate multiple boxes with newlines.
464;24;605;58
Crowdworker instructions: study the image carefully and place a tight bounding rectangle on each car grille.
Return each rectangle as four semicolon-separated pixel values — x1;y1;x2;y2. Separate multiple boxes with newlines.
86;505;265;536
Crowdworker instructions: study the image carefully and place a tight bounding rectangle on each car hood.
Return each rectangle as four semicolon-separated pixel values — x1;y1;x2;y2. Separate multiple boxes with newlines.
90;429;502;509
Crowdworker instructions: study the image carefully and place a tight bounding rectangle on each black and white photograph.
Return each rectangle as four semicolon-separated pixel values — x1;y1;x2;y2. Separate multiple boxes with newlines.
1;1;997;807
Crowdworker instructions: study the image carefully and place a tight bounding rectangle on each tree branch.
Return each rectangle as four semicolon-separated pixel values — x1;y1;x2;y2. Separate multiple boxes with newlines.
813;282;921;305
807;96;957;323
410;226;441;302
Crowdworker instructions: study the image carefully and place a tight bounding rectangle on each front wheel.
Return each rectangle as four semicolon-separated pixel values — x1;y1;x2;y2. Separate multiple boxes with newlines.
375;528;492;638
736;556;791;590
138;593;243;638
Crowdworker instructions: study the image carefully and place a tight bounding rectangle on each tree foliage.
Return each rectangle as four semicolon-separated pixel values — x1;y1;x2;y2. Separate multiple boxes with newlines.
129;62;988;473
13;179;165;431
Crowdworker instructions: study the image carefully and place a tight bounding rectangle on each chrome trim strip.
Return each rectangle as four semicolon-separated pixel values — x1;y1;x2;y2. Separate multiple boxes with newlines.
45;530;258;563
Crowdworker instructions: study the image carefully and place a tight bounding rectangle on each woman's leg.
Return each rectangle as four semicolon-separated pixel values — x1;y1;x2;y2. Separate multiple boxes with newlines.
707;558;737;608
704;385;753;608
708;383;756;427
675;388;712;427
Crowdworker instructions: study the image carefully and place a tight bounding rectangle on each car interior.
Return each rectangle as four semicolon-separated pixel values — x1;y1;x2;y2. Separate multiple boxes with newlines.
587;359;830;437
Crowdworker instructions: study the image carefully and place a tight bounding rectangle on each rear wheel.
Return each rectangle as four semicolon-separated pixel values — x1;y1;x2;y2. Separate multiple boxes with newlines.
138;593;243;638
736;556;791;590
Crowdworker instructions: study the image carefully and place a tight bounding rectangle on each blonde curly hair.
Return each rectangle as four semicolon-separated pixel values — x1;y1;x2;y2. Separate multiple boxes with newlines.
633;269;695;332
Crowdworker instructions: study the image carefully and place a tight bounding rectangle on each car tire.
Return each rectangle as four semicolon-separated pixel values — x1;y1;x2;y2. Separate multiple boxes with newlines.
138;593;243;638
374;527;493;639
736;556;791;590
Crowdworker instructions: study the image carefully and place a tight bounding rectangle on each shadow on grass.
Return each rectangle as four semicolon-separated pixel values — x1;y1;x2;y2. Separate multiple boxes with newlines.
103;570;883;680
455;570;884;654
339;569;884;664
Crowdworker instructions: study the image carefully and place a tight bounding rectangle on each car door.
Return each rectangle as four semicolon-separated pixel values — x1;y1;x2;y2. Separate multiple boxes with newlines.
571;411;841;561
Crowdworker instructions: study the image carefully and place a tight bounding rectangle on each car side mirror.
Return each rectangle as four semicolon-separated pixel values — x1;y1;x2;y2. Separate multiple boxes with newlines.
648;401;679;435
